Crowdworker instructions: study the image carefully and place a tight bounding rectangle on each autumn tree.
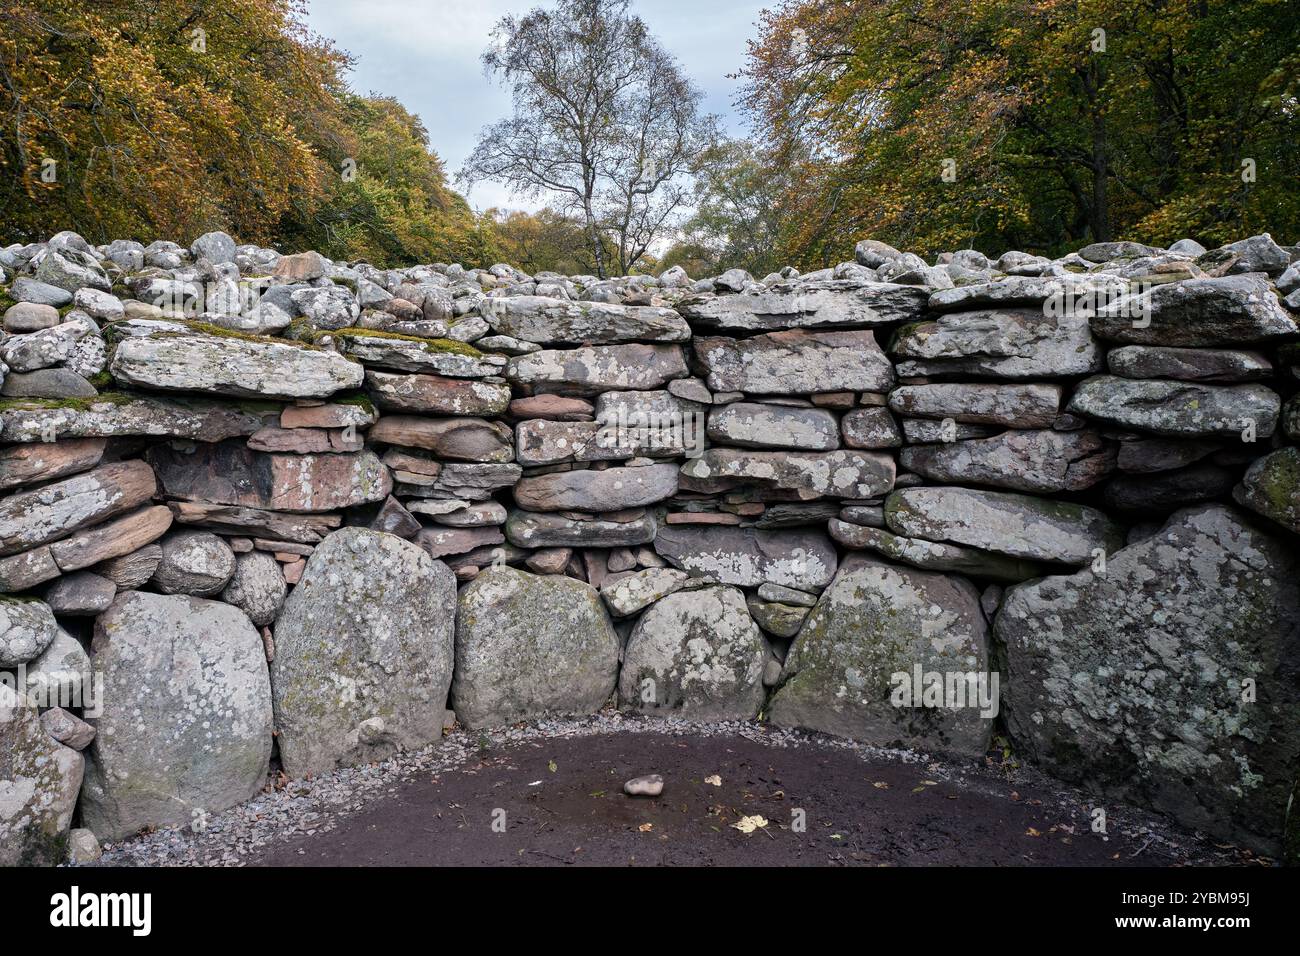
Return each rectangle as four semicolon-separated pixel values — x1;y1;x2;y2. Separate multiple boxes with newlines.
0;0;493;269
285;94;490;267
486;207;614;275
459;0;714;276
739;0;1300;263
0;0;348;245
664;137;794;276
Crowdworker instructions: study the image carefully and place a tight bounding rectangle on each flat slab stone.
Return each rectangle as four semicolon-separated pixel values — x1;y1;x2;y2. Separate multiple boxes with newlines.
334;331;505;377
927;275;1128;312
653;525;837;589
506;344;688;395
1091;274;1298;345
1067;375;1279;438
168;501;341;543
828;520;1043;582
900;429;1116;493
0;438;106;492
677;279;928;331
0;460;157;557
885;486;1123;565
514;463;679;511
888;383;1062;428
1107;345;1272;383
681;448;895;499
147;441;391;512
706;403;840;450
891;307;1103;379
482;295;691;344
48;505;174;572
506;509;658;548
695;330;894;395
365;370;512;416
110;328;364;399
369;415;514;463
0;394;266;443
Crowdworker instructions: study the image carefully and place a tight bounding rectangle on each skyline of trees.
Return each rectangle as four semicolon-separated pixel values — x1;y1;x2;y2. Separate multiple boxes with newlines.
3;0;1296;275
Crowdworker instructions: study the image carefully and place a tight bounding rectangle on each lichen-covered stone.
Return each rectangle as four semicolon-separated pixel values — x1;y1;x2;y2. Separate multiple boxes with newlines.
514;463;679;511
892;307;1102;379
994;505;1300;854
0;595;60;667
888;383;1062;428
0;684;84;866
885;486;1123;565
1068;375;1280;439
0;460;157;558
829;520;1043;582
0;394;266;443
452;566;619;728
151;530;237;596
600;567;690;617
1233;446;1300;533
365;370;512;416
110;328;364;399
678;279;927;332
900;428;1115;493
483;295;690;344
270;528;455;776
769;556;993;754
695;329;894;394
681;447;895;499
706;402;840;450
80;591;272;841
618;586;767;720
220;551;287;626
653;524;838;589
506;509;658;548
506;343;688;394
0;438;106;492
1091;273;1298;345
148;441;392;512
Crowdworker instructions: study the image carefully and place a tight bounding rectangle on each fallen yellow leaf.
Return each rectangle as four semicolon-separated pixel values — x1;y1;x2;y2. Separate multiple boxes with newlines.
704;774;722;787
732;815;769;833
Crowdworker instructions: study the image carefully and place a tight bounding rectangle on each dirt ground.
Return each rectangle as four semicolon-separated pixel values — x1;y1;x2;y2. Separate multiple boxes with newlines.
251;730;1245;867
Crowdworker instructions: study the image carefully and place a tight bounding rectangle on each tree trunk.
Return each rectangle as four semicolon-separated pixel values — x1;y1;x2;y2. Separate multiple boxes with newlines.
1082;64;1111;242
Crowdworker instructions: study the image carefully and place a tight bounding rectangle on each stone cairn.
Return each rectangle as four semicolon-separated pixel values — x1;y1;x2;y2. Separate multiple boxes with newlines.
1;228;1298;865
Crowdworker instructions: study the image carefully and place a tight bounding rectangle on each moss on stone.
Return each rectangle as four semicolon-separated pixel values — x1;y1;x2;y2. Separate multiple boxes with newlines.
0;392;138;414
323;326;483;357
181;320;328;351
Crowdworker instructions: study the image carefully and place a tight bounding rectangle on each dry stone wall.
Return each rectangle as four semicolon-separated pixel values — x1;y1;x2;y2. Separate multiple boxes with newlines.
1;229;1299;864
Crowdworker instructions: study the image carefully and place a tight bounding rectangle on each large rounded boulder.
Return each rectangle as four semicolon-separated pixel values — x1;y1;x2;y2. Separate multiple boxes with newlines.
618;585;767;720
768;555;993;755
270;528;455;777
452;567;619;728
79;591;272;841
995;504;1300;855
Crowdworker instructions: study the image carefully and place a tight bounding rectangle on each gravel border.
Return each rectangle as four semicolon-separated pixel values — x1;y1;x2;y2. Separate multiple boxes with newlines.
86;711;1257;867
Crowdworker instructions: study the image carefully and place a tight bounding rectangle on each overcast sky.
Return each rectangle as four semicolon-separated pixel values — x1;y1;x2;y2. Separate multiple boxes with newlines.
304;0;768;211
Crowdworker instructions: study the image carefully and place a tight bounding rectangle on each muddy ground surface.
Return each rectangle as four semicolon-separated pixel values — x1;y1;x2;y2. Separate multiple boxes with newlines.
238;725;1250;867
